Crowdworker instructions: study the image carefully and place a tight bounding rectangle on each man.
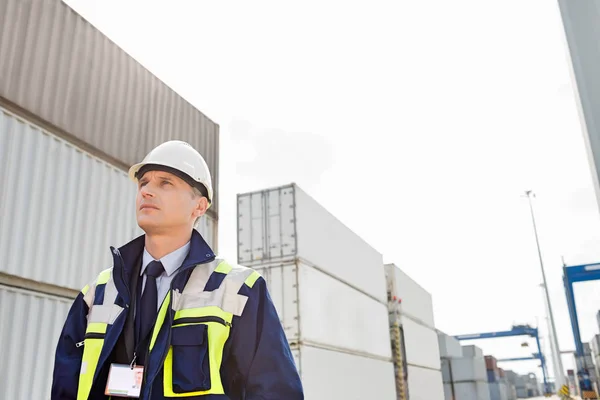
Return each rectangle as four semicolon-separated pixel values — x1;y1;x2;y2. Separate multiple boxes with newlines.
52;140;304;399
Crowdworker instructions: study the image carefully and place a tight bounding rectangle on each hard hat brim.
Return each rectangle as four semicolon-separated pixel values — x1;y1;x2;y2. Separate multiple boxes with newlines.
128;162;212;206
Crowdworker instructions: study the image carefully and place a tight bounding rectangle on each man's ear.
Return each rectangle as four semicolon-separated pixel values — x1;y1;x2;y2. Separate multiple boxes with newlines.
193;196;209;219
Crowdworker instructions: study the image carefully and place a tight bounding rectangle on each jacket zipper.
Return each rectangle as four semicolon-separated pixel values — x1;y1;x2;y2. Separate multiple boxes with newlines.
172;316;231;327
145;259;215;400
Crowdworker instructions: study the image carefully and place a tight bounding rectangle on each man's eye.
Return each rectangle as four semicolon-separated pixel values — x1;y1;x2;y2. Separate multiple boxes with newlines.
162;181;171;186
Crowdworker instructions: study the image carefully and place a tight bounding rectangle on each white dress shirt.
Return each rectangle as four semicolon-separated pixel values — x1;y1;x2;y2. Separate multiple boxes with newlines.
140;241;191;311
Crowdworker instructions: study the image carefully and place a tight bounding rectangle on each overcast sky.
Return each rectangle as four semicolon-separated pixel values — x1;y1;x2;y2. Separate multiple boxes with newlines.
65;0;600;379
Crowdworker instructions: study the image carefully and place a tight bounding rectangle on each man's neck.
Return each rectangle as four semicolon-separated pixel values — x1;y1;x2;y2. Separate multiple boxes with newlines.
144;230;192;260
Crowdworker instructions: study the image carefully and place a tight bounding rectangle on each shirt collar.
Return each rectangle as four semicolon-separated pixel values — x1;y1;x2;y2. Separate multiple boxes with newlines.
141;241;191;277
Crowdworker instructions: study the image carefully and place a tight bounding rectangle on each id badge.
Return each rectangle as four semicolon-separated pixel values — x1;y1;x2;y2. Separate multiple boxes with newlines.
105;364;144;398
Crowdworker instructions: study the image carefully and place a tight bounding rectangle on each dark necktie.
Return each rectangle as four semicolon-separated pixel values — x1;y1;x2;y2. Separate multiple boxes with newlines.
138;260;164;365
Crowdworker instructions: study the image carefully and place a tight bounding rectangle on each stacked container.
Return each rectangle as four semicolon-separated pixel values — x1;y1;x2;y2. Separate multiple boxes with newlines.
572;341;599;395
386;264;444;400
440;342;490;400
513;373;540;398
0;1;220;398
237;184;396;400
438;331;463;400
499;369;517;400
567;369;578;395
514;375;528;398
486;356;508;400
504;370;519;400
592;335;600;388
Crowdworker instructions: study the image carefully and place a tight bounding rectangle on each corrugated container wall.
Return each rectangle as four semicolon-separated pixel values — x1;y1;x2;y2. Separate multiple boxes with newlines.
385;264;443;400
237;184;387;303
0;0;220;215
0;285;72;399
296;346;397;400
385;264;435;327
556;0;600;213
0;107;217;291
256;260;391;359
238;184;396;399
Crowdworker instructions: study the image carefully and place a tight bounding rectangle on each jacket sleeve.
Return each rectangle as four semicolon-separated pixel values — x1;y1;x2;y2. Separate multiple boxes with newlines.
229;277;304;399
51;290;89;400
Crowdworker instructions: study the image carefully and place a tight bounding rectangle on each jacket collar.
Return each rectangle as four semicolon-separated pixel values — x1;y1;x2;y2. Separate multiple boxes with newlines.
110;230;216;304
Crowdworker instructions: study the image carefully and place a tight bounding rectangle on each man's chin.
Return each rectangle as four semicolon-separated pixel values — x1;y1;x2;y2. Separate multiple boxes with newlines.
137;218;162;233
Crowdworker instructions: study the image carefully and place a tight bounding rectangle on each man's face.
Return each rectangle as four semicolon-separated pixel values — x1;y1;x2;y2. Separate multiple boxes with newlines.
135;170;207;234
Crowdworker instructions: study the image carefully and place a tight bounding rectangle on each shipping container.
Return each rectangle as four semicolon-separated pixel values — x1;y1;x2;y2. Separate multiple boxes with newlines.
505;370;518;385
0;107;218;291
452;381;491;400
237;184;387;302
507;383;517;400
489;381;509;400
255;260;392;359
0;0;220;214
385;263;435;328
488;370;499;383
0;285;72;399
592;334;600;357
463;345;484;358
485;355;499;371
406;365;445;400
516;387;528;398
574;353;596;373
295;344;397;400
443;383;453;400
442;357;487;383
400;316;441;370
438;331;463;358
556;0;600;212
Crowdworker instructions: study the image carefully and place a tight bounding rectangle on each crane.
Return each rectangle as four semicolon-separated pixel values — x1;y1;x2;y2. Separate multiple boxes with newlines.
454;325;551;395
563;262;600;399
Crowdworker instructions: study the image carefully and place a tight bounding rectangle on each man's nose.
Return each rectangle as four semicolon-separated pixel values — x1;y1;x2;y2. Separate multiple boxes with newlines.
140;184;155;198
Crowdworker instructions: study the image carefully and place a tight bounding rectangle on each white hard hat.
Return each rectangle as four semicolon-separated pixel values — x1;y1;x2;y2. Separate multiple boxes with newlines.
128;140;213;207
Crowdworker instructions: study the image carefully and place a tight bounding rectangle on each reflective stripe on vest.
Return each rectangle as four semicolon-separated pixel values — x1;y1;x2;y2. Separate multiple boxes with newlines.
77;259;260;398
77;267;121;400
157;259;259;397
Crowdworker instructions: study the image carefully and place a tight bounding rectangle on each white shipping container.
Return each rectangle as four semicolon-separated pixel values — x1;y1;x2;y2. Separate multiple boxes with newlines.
584;342;593;355
592;334;600;357
0;285;72;399
237;184;387;302
438;331;463;359
443;383;453;400
516;387;528;398
489;382;509;400
256;260;392;359
507;384;517;400
454;381;491;400
401;316;441;370
407;365;445;400
442;357;487;383
385;263;435;328
0;108;218;291
296;345;397;400
462;345;484;358
574;354;596;372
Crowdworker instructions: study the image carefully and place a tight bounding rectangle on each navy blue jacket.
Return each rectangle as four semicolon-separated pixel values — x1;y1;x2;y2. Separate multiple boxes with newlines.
51;231;304;399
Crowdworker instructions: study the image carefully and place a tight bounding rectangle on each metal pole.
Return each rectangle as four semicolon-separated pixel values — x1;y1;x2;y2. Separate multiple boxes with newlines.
525;190;566;390
541;283;561;393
